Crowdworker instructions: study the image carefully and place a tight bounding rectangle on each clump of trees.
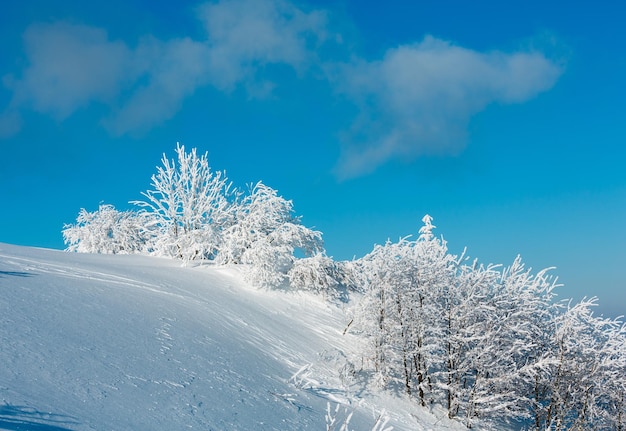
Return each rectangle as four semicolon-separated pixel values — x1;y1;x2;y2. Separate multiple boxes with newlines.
346;215;626;430
63;144;333;290
64;145;626;430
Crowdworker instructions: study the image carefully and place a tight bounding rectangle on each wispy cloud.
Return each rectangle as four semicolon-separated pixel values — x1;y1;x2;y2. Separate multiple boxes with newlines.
333;36;563;179
8;22;137;120
104;36;213;135
0;0;327;137
108;0;327;134
198;0;327;91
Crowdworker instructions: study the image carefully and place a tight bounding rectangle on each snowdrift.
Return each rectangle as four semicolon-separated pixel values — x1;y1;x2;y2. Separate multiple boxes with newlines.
0;243;475;431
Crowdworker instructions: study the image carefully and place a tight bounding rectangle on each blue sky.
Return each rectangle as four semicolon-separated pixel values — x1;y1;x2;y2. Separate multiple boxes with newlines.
1;0;625;316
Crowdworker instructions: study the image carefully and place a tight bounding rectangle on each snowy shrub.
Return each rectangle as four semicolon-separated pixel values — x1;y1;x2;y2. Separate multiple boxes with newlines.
324;402;393;431
63;204;156;254
288;253;340;295
241;237;294;287
241;222;324;287
325;402;354;431
220;182;324;287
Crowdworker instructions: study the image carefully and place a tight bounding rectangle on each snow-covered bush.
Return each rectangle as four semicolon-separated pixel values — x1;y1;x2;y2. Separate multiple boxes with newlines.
220;182;324;287
63;204;156;254
288;253;343;297
324;402;393;431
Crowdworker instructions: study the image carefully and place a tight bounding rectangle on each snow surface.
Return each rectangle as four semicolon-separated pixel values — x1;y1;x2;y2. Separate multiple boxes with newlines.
0;243;490;431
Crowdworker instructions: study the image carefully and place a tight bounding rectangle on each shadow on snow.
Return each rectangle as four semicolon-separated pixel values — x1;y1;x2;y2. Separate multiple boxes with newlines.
0;271;34;278
0;405;79;431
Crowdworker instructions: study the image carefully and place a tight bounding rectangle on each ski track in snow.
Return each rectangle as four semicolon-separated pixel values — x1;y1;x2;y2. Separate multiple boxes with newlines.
0;243;490;431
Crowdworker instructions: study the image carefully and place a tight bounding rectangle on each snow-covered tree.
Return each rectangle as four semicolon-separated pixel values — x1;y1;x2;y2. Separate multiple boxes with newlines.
529;298;625;431
132;143;238;262
63;204;156;254
350;216;457;403
433;258;498;422
219;181;323;287
441;257;560;427
599;320;626;430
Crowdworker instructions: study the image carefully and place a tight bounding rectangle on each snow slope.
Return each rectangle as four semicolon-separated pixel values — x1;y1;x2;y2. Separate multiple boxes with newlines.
0;243;480;431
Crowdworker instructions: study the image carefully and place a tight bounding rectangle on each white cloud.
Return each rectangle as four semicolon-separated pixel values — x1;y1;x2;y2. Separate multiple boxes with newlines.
107;0;328;134
198;0;327;90
334;36;563;178
10;22;137;120
2;0;327;137
104;37;213;135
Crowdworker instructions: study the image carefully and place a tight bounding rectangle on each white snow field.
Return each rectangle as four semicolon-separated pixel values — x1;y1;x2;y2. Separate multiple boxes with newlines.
0;243;482;431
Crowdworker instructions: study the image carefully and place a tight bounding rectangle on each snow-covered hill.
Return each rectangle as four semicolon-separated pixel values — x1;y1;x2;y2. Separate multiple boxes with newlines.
0;243;480;431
